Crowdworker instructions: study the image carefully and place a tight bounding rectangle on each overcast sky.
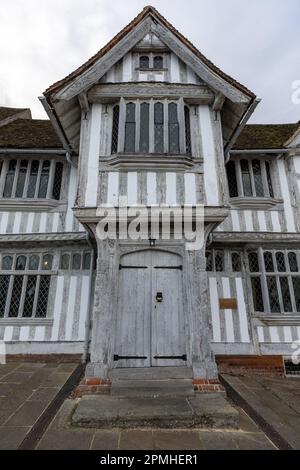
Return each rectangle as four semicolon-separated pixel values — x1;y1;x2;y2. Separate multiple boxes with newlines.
0;0;299;123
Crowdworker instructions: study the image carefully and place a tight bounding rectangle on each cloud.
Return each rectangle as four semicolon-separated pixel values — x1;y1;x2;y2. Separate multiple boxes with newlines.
0;0;299;123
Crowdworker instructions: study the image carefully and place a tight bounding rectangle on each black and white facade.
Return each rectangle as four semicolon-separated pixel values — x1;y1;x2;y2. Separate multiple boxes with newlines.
0;6;299;380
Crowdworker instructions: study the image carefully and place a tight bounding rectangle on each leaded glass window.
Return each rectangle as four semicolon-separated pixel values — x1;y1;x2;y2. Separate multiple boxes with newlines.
227;158;274;199
241;159;253;196
0;158;64;200
154;102;164;153
215;251;224;272
168;103;179;154
184;106;191;156
140;103;150;153
251;277;264;312
153;55;163;69
124;103;136;153
111;105;119;154
231;252;242;272
72;253;81;270
139;56;149;69
0;253;52;319
60;253;70;270
248;252;260;272
252;160;264;197
226;161;238;198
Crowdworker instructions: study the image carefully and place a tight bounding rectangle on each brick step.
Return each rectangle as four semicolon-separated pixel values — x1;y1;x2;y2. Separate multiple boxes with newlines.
72;394;239;429
110;366;193;380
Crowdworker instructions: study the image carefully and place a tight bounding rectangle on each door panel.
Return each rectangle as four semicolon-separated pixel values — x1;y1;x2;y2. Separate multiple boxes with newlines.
114;250;185;368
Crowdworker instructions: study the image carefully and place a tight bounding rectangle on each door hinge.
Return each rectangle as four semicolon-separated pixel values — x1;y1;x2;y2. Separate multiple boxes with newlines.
153;354;187;361
153;265;183;270
113;355;147;361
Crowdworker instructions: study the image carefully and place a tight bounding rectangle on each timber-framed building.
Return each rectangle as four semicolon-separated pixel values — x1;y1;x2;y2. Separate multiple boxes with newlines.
0;6;300;382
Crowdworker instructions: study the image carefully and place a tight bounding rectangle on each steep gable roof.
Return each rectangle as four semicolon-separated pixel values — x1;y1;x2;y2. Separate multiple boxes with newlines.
234;122;300;150
45;6;255;99
0;119;62;149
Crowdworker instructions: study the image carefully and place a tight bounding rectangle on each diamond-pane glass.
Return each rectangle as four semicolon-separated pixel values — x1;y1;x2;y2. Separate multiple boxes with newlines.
9;275;23;317
154;102;164;153
60;254;70;270
153;56;163;69
140;103;149;153
111;105;119;154
35;276;51;318
3;159;16;198
276;252;286;272
52;162;63;200
168;103;179;154
23;276;37;318
264;252;274;272
251;277;264;312
139;56;149;69
0;275;10;318
15;160;28;198
241;159;253;196
265;161;274;198
215;251;224;272
252;160;264;197
280;277;292;312
292;277;300;312
27;160;39;198
231;252;241;272
226;161;238;198
16;255;26;270
248;252;259;272
2;256;13;270
288;252;298;272
29;255;39;270
206;251;213;271
267;276;281;313
38;160;50;198
184;106;191;156
83;252;91;270
42;254;53;270
72;253;81;270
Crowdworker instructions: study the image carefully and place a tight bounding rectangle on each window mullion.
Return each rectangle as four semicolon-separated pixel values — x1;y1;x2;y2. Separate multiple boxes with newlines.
11;159;20;198
0;159;8;196
47;160;55;199
288;274;297;313
249;161;256;197
118;98;126;153
23;159;31;198
32;275;41;318
34;161;42;198
135;99;140;153
258;247;270;314
149;99;154;154
261;161;269;197
18;275;28;318
236;160;243;197
163;100;168;153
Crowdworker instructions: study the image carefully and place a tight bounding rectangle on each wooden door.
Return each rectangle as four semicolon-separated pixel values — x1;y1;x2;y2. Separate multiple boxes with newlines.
114;250;185;368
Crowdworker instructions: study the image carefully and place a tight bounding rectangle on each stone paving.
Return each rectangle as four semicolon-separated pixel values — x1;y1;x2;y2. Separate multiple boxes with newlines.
36;399;276;450
0;362;77;450
221;373;300;450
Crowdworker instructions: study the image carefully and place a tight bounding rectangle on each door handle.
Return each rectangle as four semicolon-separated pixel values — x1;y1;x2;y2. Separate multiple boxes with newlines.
156;292;163;302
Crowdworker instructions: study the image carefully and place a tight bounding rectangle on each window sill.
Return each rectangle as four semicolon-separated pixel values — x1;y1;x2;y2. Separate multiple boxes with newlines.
0;198;67;212
254;315;300;326
0;318;53;326
229;196;283;210
102;153;202;172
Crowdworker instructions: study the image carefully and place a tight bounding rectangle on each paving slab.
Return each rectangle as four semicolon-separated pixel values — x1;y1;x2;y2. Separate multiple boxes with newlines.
153;430;202;450
222;373;300;450
91;430;119;450
72;393;238;429
119;430;154;450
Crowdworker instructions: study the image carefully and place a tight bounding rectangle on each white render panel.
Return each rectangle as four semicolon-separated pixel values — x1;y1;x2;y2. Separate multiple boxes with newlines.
278;159;296;232
26;213;35;233
107;172;119;206
51;276;65;341
19;326;30;342
147;172;157;205
34;326;45;341
283;326;293;343
0;212;8;234
271;211;281;232
123;53;132;82
231;210;240;231
257;211;267;232
3;326;13;342
257;327;264;343
78;275;90;341
65;276;77;341
235;278;250;343
165;172;177;205
170;53;180;82
12;212;21;233
184;173;196;205
39;213;47;233
244;210;253;232
199;106;219;206
209;277;221;342
85;103;102;207
127;172;138;205
269;326;280;343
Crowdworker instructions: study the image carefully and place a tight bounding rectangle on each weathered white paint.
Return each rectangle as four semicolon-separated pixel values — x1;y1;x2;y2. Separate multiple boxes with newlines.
235;278;250;343
127;172;138;205
257;327;264;343
165;172;177;205
39;213;47;233
0;212;8;234
198;106;219;205
85;103;102;207
123;53;132;82
278;159;296;232
170;53;180;82
34;326;45;341
283;326;293;343
222;277;235;343
231;210;240;231
269;326;280;343
12;212;21;233
209;277;221;342
66;165;78;230
244;210;253;232
26;213;34;233
3;326;13;342
257;211;267;232
65;276;77;341
52;212;59;232
147;172;157;205
271;211;281;232
19;326;30;342
78;275;90;340
184;173;196;205
51;276;65;341
107;172;119;206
